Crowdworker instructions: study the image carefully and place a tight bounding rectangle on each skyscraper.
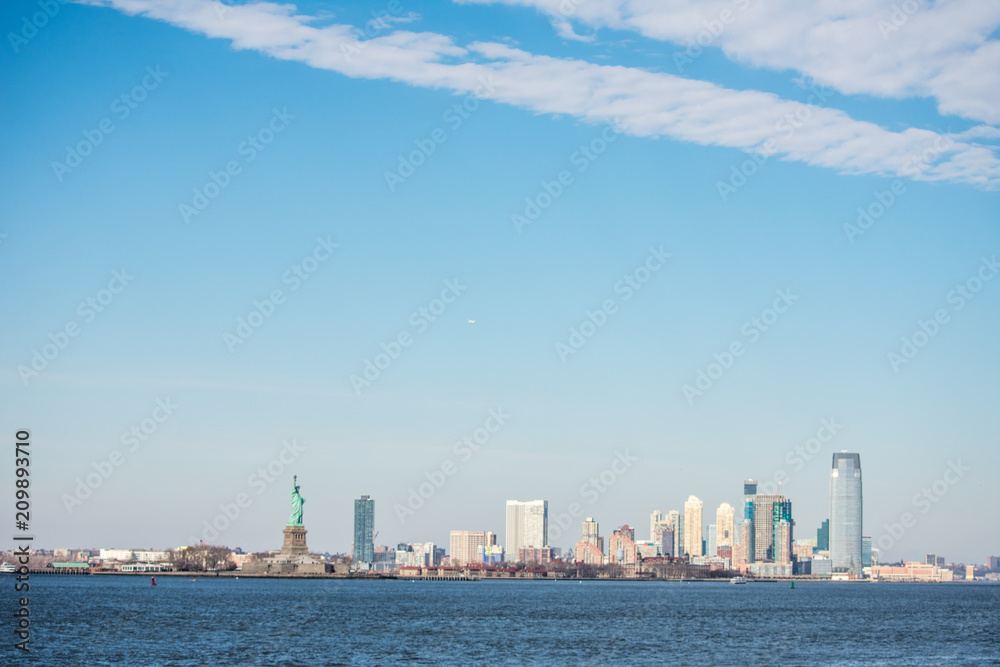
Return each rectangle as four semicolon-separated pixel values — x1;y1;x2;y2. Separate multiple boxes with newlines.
582;517;600;547
737;518;754;565
716;503;735;548
817;519;830;551
829;452;863;576
505;499;548;559
650;510;665;542
684;495;703;557
774;520;792;564
677;515;685;556
743;479;757;521
353;495;375;564
666;510;680;557
752;494;791;562
707;524;717;558
449;530;496;566
661;528;675;557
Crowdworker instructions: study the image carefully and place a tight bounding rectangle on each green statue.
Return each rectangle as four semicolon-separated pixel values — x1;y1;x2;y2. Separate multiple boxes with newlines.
287;474;305;526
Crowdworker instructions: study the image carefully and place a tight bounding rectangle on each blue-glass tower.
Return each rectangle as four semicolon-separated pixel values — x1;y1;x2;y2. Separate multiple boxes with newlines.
830;452;863;576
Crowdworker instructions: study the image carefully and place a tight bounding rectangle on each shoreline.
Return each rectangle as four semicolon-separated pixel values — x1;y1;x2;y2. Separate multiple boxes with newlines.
21;570;993;584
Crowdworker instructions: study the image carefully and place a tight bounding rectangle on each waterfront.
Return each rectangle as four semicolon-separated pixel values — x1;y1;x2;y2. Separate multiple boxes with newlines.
11;576;998;665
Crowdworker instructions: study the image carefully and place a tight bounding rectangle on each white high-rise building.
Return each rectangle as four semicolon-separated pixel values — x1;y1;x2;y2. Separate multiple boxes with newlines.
684;495;704;557
581;517;600;547
716;503;736;548
505;500;548;559
650;510;665;542
707;524;718;558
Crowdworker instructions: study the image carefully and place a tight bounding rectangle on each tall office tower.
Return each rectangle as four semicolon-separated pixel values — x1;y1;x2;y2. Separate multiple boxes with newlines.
716;503;736;547
738;519;754;565
861;537;872;569
449;530;495;566
707;525;717;558
353;495;375;564
925;553;937;565
773;499;792;535
935;556;945;567
752;495;775;562
667;511;680;557
582;517;600;546
678;516;685;556
661;529;675;558
751;495;791;562
743;479;757;521
817;519;830;551
774;520;792;563
620;525;635;542
684;496;704;557
650;510;664;542
505;500;548;558
829;452;863;576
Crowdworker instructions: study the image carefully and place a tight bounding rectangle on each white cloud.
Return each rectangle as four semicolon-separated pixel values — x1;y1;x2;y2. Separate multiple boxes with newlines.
458;0;1000;126
83;0;1000;188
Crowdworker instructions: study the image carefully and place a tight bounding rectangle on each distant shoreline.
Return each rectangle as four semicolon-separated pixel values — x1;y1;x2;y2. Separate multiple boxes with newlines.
23;570;994;584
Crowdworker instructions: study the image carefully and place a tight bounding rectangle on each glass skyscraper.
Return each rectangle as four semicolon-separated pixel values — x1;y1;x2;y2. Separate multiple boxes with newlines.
817;518;829;551
830;452;863;576
353;495;375;564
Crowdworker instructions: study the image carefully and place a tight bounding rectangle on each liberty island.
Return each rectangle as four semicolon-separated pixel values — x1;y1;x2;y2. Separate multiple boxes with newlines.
241;476;337;574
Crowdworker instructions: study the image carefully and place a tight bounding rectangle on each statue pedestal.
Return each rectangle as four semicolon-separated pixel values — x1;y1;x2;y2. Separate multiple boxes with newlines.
281;526;309;556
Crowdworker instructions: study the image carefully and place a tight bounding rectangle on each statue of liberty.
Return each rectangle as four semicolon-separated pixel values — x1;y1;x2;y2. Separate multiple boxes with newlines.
287;475;305;526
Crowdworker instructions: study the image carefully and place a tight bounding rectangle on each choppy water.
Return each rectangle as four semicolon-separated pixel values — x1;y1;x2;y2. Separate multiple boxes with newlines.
6;576;999;665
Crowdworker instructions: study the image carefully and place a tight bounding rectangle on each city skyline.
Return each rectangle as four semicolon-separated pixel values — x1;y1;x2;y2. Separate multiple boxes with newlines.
2;0;996;566
44;450;987;570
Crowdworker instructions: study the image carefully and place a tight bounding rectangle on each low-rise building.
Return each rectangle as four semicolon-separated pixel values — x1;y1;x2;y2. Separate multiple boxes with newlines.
871;561;954;582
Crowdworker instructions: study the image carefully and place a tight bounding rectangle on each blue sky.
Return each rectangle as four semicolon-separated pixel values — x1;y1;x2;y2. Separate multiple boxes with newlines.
1;0;998;564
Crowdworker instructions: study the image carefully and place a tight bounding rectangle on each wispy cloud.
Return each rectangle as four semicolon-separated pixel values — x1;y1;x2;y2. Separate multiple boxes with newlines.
457;0;1000;127
83;0;1000;188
